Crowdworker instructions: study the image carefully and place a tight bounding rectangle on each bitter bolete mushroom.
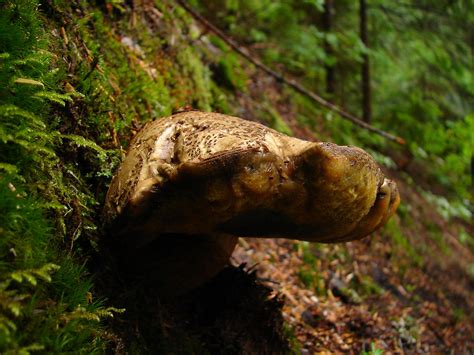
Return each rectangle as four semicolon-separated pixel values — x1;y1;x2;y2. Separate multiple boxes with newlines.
104;111;399;296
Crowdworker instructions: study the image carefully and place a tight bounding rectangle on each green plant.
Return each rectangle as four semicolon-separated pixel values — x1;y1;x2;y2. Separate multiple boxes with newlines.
362;342;384;355
384;219;422;267
0;0;122;351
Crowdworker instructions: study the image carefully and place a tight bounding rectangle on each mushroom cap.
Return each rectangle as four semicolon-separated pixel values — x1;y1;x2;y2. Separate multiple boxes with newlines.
104;111;399;248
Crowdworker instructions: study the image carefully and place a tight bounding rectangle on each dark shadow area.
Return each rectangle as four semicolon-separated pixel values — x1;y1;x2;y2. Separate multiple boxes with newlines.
95;234;290;353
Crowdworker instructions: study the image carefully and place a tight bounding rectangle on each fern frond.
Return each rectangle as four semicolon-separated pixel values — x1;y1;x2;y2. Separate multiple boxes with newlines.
62;134;108;161
0;314;17;341
0;290;29;317
14;78;45;88
13;139;57;159
0;163;18;175
12;52;50;68
0;104;45;129
13;343;45;354
62;306;125;323
33;91;73;106
9;264;60;286
14;127;60;143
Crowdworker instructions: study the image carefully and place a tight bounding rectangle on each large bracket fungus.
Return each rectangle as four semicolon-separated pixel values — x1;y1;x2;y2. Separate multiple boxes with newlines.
104;111;399;296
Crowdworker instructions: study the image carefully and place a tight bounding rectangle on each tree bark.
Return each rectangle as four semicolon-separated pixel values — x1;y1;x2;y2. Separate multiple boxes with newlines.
324;0;335;95
360;0;372;123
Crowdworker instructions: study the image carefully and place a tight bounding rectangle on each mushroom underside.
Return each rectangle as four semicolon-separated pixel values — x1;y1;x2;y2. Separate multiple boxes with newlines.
107;175;398;298
110;233;238;298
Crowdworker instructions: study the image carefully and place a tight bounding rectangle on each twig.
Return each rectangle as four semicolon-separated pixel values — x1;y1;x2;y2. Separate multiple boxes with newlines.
83;57;99;81
176;0;406;145
256;277;281;285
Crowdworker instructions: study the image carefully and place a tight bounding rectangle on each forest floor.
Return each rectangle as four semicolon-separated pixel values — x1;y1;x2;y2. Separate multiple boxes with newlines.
230;71;474;353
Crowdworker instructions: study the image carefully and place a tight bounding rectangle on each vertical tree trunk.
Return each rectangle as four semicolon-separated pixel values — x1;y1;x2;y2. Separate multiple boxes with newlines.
324;0;335;96
360;0;372;123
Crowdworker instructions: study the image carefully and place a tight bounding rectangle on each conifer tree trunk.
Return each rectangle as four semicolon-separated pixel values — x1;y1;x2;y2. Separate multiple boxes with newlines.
324;0;335;95
360;0;372;123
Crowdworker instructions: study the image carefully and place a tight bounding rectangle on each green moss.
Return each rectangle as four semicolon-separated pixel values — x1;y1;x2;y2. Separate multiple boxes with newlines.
384;219;423;267
176;45;213;110
458;228;474;250
296;243;326;295
73;7;173;141
0;0;126;352
210;81;232;113
362;342;384;355
260;102;293;135
352;275;384;298
212;50;248;92
426;222;450;255
283;323;302;354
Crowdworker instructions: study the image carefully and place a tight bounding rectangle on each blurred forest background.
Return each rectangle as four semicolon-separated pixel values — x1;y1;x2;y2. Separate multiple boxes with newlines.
0;0;472;353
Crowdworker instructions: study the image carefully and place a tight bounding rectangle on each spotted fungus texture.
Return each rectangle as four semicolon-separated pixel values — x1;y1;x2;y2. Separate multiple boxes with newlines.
103;111;399;296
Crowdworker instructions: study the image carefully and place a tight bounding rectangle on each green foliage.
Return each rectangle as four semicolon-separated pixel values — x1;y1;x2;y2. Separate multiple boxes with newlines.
260;102;293;135
199;0;330;90
369;2;473;206
66;1;227;147
384;219;422;267
420;189;471;221
282;323;302;354
209;43;248;92
61;305;125;323
0;0;121;352
62;135;108;162
72;8;172;141
427;223;450;255
351;275;383;298
176;46;213;110
9;264;61;286
296;243;325;295
458;228;474;250
0;263;58;349
362;342;384;355
0;179;51;270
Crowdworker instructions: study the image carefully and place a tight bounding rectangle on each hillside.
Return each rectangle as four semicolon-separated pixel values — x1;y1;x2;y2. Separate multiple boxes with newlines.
0;0;472;353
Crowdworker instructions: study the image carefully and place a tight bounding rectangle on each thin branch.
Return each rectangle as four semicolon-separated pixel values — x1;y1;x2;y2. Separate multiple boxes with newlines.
176;0;406;145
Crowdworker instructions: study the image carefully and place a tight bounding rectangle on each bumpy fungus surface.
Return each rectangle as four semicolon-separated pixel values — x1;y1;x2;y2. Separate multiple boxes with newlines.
104;111;399;295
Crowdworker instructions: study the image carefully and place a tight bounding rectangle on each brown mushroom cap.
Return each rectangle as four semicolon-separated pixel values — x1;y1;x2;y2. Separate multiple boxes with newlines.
103;111;400;295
